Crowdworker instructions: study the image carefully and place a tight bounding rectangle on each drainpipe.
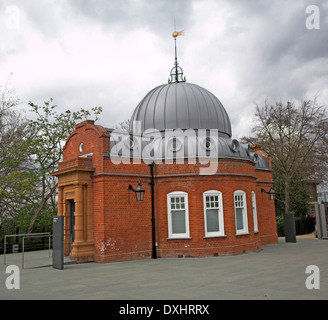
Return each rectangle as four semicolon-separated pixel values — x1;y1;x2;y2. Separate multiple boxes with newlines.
148;162;157;259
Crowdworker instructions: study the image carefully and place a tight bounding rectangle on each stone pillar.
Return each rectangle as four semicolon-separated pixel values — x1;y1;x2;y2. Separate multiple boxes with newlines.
57;187;63;216
63;197;71;256
74;184;84;243
86;183;94;241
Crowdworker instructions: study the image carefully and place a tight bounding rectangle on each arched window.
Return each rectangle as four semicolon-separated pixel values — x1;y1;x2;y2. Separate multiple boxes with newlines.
167;191;190;239
234;190;249;235
252;191;259;233
203;190;225;237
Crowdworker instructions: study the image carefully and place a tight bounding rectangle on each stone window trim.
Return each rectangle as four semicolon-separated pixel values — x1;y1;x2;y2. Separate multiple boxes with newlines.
167;191;190;239
234;190;249;235
203;190;225;237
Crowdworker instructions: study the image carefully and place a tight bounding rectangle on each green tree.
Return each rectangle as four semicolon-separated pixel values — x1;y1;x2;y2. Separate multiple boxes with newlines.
242;98;328;217
26;99;102;233
115;119;130;130
0;86;37;230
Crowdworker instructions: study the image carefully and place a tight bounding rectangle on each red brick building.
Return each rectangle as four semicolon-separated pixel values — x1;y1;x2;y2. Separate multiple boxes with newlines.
52;49;278;263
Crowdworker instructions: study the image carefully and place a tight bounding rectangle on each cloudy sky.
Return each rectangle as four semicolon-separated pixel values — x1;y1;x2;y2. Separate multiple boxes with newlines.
1;0;328;138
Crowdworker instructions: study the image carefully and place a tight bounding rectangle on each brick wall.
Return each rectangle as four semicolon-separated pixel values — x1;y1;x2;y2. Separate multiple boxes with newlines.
53;121;278;263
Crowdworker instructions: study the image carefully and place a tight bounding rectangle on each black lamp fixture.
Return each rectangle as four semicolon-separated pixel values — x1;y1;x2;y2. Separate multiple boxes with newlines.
261;187;275;201
128;181;145;202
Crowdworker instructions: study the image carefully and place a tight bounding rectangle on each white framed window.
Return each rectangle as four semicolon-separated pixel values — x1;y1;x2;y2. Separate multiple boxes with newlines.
203;190;225;237
252;191;259;233
167;191;190;239
234;190;249;235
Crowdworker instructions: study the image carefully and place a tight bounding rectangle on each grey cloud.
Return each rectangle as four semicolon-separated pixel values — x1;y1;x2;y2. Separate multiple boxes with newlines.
1;0;74;40
223;1;328;95
2;0;327;139
68;0;195;37
223;0;328;64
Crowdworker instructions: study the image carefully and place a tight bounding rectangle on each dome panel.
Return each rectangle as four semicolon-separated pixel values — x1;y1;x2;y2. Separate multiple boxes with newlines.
164;84;178;130
182;84;201;129
130;82;232;137
153;85;169;131
176;83;190;130
143;86;163;132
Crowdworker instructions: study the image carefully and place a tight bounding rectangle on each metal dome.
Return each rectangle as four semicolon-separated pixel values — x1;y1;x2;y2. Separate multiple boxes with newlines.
129;82;232;138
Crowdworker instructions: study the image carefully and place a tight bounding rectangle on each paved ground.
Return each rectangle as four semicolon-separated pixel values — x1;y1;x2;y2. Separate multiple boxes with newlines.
1;235;327;300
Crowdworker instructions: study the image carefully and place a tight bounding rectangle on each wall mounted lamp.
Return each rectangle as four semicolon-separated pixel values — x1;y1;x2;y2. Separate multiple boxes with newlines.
261;187;275;201
128;181;145;202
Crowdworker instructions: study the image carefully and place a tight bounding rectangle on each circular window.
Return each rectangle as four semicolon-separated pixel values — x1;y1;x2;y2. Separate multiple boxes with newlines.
205;137;212;150
252;152;259;163
129;137;135;149
201;137;215;151
79;143;84;152
124;136;138;150
230;139;240;152
169;137;182;152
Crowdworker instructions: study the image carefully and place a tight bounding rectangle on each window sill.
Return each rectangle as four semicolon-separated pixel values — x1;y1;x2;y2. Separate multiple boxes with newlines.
235;232;250;236
203;235;227;239
166;237;192;240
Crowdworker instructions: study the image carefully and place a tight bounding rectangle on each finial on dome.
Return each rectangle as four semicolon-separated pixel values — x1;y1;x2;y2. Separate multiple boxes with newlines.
169;22;186;83
172;30;184;38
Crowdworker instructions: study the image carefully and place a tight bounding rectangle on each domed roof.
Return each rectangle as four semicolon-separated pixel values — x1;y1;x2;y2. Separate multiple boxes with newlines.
129;82;232;138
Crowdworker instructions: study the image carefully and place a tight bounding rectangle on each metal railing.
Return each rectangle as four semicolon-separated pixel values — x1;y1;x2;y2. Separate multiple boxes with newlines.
3;232;75;268
4;232;51;268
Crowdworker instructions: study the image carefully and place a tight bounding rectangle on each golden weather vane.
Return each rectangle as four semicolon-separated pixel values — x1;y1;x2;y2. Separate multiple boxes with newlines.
169;20;186;83
172;19;184;38
172;30;184;38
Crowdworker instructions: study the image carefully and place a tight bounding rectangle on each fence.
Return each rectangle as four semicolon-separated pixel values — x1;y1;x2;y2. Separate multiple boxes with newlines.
3;233;51;268
0;225;52;254
3;232;74;268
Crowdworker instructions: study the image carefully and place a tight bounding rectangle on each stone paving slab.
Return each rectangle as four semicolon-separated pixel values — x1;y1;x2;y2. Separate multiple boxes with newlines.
0;236;327;300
